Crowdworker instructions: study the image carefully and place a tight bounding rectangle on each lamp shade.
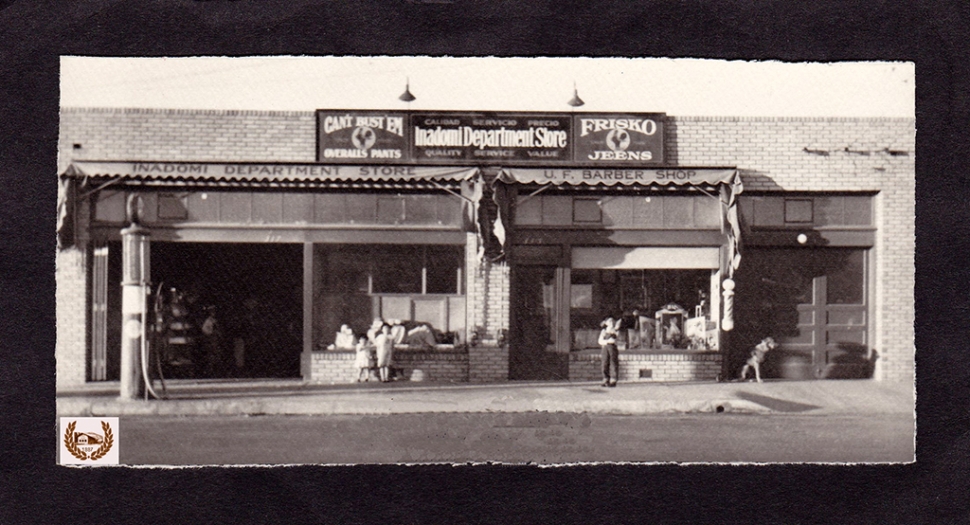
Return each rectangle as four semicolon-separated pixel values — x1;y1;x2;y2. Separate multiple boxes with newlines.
399;80;416;102
567;86;585;107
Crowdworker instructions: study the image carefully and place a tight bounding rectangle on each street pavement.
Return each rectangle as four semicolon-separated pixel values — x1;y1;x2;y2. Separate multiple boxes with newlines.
56;377;915;418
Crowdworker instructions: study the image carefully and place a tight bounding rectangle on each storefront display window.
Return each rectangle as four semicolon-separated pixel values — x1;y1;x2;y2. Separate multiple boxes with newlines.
372;246;423;294
315;244;465;348
569;269;716;351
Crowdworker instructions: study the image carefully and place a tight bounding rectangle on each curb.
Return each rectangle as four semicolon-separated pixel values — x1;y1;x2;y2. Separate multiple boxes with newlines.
57;396;772;417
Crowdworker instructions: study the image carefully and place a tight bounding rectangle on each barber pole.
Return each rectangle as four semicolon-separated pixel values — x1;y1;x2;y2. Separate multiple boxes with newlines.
721;278;735;332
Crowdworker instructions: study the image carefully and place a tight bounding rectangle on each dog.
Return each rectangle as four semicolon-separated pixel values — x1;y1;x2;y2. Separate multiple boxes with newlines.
739;337;778;383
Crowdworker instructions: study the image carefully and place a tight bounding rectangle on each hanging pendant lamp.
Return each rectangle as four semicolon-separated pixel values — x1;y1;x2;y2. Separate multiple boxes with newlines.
567;82;585;107
399;78;416;102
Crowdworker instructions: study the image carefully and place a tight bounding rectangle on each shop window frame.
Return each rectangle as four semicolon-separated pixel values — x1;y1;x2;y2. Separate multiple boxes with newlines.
572;198;603;224
784;198;814;224
740;193;876;229
322;244;464;296
157;193;189;221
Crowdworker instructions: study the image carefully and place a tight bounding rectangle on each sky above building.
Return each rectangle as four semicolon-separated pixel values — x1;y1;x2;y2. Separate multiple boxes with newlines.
60;56;914;118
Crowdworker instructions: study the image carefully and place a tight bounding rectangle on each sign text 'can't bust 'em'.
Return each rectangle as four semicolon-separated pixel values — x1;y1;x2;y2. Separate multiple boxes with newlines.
316;110;664;166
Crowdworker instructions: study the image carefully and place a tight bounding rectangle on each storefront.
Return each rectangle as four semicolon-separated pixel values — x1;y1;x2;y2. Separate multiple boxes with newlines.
56;107;914;390
61;160;479;385
498;166;741;381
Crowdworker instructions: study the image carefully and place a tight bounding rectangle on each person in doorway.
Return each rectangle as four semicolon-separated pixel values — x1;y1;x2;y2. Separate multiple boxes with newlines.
374;323;395;383
598;317;619;387
200;305;223;377
231;297;260;377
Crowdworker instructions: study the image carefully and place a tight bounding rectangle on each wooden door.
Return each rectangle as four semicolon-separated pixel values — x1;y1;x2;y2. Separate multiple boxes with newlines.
734;248;870;379
510;265;569;380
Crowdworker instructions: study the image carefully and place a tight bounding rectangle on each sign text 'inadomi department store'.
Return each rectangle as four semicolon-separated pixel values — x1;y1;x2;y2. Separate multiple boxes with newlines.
316;111;665;166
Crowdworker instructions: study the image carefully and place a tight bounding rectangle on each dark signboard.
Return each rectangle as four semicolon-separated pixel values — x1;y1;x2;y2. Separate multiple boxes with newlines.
316;111;665;166
317;111;408;163
573;114;664;165
409;112;572;164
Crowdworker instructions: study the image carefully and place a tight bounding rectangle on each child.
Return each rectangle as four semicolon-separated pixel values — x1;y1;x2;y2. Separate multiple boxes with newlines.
354;337;374;382
598;317;619;387
739;337;778;383
375;323;395;383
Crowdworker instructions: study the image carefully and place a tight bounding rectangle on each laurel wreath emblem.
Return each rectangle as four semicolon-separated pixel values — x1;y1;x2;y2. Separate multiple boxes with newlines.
63;420;114;461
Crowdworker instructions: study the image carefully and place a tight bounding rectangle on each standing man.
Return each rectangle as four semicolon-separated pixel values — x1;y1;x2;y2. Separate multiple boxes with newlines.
598;317;619;387
200;305;223;377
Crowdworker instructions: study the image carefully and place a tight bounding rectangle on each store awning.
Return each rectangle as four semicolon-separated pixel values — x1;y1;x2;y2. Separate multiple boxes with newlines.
56;161;482;250
492;166;744;277
61;161;480;186
497;167;739;187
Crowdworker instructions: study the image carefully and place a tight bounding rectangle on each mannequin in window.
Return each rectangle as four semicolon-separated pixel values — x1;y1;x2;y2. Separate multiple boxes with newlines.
634;308;655;350
666;317;682;346
334;324;356;350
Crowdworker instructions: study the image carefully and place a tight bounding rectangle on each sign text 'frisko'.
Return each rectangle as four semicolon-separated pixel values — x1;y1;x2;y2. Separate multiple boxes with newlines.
316;111;665;166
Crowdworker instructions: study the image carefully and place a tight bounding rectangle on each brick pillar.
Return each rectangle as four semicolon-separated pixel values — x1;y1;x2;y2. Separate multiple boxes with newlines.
465;232;510;381
56;246;89;390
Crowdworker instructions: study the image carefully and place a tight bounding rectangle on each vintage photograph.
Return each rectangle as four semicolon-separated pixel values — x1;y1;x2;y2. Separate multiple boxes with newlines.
54;56;915;465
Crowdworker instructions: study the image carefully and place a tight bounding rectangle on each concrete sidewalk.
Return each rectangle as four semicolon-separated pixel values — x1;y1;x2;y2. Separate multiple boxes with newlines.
56;378;915;418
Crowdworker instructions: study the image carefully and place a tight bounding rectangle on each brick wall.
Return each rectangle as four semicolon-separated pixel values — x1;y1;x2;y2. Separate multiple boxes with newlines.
569;352;722;382
55;246;88;389
58;109;915;385
468;344;509;382
309;349;469;384
309;351;357;384
58;108;316;172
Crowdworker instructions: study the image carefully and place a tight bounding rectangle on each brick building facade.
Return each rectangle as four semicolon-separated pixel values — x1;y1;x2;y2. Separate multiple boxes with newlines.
56;108;914;391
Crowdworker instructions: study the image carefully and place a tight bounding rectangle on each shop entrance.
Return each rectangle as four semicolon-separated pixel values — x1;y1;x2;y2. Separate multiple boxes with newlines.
734;248;871;379
150;242;303;380
509;265;569;380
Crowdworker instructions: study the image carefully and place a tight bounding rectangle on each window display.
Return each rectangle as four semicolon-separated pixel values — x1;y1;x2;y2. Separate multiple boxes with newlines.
570;269;717;351
315;244;465;350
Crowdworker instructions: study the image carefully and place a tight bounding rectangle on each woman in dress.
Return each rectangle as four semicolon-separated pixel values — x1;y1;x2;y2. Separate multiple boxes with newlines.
374;323;395;383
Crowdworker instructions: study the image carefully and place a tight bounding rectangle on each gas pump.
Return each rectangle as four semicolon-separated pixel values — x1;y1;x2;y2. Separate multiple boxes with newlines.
118;194;167;401
146;283;169;399
118;196;149;401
